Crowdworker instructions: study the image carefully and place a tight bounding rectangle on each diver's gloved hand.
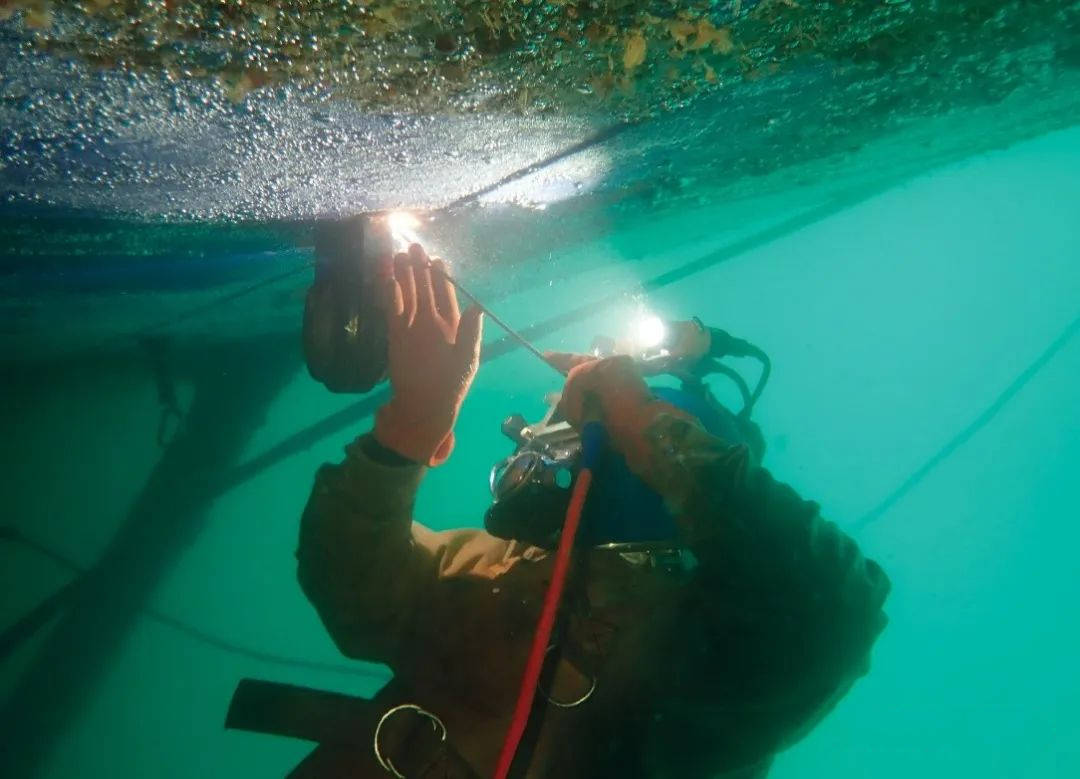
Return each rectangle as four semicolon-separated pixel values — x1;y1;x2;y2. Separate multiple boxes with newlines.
374;245;484;466
545;352;696;476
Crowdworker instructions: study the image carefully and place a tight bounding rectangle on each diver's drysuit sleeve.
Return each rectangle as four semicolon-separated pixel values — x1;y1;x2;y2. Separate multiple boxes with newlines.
297;434;516;666
638;412;890;759
296;434;431;664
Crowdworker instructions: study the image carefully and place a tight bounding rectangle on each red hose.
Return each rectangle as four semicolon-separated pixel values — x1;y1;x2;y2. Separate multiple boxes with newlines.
492;467;595;779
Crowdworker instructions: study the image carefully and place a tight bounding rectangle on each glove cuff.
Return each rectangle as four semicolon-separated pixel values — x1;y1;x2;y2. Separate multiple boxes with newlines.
374;400;456;467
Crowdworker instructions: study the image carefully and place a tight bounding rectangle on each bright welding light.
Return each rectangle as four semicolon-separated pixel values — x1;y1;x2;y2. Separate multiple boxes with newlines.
387;210;422;250
635;315;667;350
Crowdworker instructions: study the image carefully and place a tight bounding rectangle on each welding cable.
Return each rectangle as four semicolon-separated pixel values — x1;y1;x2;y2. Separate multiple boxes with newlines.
493;420;606;779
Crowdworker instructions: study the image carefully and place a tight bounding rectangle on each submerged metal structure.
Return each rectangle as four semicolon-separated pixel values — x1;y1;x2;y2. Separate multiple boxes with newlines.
1;336;298;778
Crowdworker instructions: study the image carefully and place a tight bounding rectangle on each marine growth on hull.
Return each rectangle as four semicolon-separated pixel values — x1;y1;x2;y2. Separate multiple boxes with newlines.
8;0;1079;118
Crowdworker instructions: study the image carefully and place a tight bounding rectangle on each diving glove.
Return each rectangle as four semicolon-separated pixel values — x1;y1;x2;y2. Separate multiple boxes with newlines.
545;353;697;484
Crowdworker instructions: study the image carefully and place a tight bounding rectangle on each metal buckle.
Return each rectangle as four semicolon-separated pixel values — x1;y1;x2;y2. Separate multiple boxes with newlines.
539;645;596;709
649;547;686;574
373;704;447;778
592;542;689;575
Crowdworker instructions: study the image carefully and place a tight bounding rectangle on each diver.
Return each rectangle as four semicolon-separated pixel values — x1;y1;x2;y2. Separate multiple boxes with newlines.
294;242;890;778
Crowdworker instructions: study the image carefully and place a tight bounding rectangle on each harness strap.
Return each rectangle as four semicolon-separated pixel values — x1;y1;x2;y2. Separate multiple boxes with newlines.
226;678;480;779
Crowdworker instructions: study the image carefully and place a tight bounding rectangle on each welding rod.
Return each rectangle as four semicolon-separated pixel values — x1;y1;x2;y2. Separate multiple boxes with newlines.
430;265;567;377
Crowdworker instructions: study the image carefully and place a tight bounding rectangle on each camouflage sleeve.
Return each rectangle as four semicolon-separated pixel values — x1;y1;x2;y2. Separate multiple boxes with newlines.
296;434;515;667
296;434;433;665
640;411;889;611
638;412;890;751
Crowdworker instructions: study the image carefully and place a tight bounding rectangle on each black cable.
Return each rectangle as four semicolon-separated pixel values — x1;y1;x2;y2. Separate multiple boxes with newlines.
0;526;386;681
444;121;637;211
141;336;187;447
0;526;71;568
704;326;772;415
117;261;314;343
694;359;753;415
851;309;1080;531
0;581;81;662
746;346;771;411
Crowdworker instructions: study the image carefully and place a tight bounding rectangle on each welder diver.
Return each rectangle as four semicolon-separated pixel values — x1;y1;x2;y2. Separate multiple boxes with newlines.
296;243;890;778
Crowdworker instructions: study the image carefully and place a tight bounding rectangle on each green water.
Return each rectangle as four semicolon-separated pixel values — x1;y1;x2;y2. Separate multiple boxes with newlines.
4;126;1079;777
3;2;1080;777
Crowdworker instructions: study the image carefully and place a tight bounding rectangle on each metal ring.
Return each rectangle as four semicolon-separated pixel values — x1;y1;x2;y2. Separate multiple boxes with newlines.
540;645;597;709
490;450;544;501
373;704;447;779
489;457;511;498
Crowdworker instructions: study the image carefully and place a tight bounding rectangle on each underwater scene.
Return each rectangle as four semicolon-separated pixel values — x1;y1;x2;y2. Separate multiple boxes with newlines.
2;1;1080;777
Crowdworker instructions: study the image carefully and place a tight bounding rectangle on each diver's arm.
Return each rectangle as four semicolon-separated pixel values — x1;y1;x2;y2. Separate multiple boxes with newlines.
296;434;433;664
298;432;520;661
550;353;888;752
641;410;889;647
298;433;521;665
640;411;890;751
299;246;508;666
551;353;888;646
